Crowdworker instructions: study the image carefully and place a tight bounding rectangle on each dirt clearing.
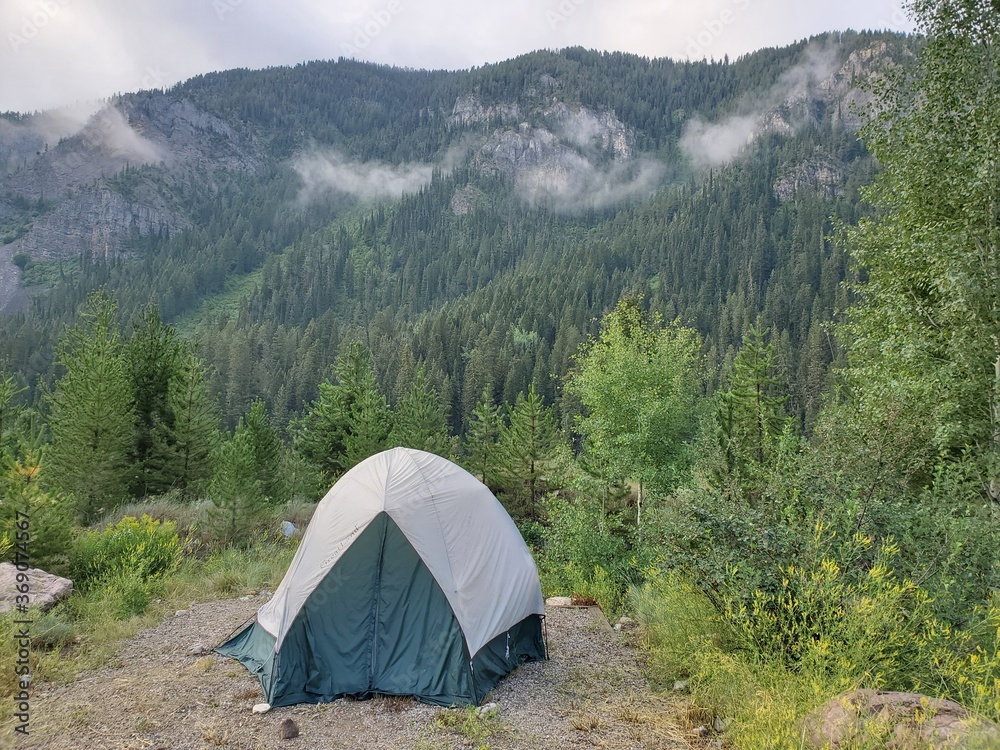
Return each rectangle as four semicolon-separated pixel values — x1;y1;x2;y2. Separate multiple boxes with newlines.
5;599;707;749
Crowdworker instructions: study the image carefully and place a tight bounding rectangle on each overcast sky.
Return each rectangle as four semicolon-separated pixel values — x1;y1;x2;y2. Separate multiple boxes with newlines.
1;0;914;114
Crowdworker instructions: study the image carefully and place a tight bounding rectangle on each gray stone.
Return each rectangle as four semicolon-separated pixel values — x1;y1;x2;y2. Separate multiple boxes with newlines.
188;643;211;656
477;702;498;717
804;689;1000;749
279;718;299;739
713;716;729;733
0;563;73;614
544;596;573;607
174;609;189;617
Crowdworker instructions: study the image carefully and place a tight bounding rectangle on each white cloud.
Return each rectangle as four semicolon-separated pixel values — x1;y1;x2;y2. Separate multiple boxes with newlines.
293;149;435;202
517;156;665;212
293;140;471;202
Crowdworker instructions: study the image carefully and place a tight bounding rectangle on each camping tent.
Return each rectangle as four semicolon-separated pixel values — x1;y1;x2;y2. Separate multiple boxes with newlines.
216;447;546;707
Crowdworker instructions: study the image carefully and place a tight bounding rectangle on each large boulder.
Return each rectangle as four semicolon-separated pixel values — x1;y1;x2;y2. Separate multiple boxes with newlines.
0;563;73;614
805;689;1000;749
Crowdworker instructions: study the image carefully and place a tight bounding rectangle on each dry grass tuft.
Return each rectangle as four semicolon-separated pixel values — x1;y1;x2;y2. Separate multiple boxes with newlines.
200;723;230;745
374;694;416;713
234;685;262;701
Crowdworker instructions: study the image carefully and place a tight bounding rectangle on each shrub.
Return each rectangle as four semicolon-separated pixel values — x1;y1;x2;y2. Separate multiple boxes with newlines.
70;514;181;590
634;524;1000;749
0;454;74;571
101;569;155;619
630;571;722;687
537;492;645;619
30;608;78;652
919;598;1000;723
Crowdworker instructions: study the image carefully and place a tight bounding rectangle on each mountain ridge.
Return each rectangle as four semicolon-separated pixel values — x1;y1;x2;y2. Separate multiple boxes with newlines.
0;32;909;432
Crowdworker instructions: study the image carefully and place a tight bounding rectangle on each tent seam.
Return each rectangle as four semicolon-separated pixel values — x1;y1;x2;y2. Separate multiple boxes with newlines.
399;449;461;612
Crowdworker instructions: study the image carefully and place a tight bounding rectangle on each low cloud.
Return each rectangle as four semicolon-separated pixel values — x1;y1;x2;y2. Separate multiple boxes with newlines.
516;155;665;212
556;109;609;152
680;41;842;169
82;107;163;164
293;142;473;203
294;150;434;202
678;113;760;171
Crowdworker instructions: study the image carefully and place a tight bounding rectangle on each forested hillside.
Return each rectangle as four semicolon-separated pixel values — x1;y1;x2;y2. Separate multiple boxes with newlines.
0;31;902;434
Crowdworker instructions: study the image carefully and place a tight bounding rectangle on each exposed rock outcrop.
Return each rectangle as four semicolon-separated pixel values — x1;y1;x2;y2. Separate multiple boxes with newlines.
0;564;73;614
773;154;846;201
804;689;1000;749
1;90;261;263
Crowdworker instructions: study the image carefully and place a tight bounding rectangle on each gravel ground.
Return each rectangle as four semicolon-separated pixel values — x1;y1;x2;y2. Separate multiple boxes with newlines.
6;597;705;749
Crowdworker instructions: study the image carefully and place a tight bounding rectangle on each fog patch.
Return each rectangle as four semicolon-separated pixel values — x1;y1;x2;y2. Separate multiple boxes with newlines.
294;141;471;203
82;107;163;164
517;155;664;213
680;41;842;169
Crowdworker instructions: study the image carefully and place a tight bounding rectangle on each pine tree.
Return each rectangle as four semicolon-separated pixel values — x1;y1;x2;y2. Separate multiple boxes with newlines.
497;382;558;518
294;342;390;481
0;372;25;465
127;304;182;497
714;322;791;506
209;428;265;546
0;452;74;569
46;292;136;521
148;351;219;500
241;399;287;504
343;383;391;470
389;366;452;457
463;384;502;487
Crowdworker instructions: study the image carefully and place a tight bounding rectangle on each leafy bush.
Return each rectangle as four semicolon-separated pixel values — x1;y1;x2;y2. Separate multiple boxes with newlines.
724;530;940;689
918;598;1000;723
634;524;1000;749
537;492;645;618
100;569;155;619
70;514;181;591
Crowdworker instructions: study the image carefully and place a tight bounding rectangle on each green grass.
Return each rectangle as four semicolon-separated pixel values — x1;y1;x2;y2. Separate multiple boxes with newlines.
19;257;80;288
430;706;505;749
172;269;263;337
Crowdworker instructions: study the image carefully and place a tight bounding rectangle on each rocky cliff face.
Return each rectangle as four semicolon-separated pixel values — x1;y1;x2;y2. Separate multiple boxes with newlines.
466;98;649;210
0;91;260;263
773;153;847;201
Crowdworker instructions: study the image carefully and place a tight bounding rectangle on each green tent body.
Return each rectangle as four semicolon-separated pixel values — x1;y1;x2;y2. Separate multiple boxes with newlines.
217;448;546;707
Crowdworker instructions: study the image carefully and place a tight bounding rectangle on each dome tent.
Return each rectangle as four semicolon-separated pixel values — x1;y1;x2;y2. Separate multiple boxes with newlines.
216;447;546;707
